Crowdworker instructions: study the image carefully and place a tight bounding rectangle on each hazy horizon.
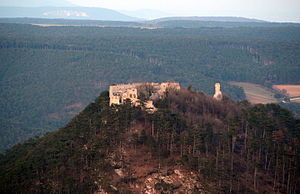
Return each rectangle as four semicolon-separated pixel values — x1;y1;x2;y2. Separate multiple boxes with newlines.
0;0;299;22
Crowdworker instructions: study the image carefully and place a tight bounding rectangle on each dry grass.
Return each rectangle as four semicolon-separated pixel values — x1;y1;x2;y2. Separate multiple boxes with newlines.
272;85;300;97
230;82;278;104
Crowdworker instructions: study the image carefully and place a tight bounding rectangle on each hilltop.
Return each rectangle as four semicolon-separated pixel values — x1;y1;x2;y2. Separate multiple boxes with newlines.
0;89;299;193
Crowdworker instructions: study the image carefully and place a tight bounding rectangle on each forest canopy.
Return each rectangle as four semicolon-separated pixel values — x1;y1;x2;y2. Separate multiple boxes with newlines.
0;22;299;152
0;89;299;193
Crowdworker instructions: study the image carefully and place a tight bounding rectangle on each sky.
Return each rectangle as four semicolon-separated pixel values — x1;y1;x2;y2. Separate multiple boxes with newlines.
0;0;299;22
66;0;300;22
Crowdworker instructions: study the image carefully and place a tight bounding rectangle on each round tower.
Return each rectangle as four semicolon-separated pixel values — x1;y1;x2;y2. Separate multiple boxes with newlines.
213;83;223;101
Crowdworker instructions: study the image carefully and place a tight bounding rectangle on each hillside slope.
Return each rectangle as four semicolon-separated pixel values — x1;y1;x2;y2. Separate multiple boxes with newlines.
0;89;299;193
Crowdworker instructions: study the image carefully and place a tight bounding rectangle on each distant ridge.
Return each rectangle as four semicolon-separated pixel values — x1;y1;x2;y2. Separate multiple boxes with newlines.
1;17;299;29
151;16;267;23
120;9;171;20
0;7;140;21
0;0;74;7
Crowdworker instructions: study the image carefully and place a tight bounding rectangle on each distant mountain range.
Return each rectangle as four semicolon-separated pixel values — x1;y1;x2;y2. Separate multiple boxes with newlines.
0;0;74;7
0;6;270;23
0;7;140;21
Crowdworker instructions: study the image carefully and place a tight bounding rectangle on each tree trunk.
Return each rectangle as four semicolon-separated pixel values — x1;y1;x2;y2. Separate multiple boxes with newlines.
244;121;248;151
254;167;257;191
170;131;174;155
205;142;208;157
282;154;285;190
193;133;196;156
273;146;278;191
230;153;234;193
216;143;219;172
286;159;291;194
264;151;268;170
180;144;183;157
151;121;154;137
230;137;235;193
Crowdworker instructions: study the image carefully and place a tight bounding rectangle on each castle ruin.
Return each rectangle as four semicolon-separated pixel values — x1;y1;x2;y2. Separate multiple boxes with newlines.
109;82;222;111
109;82;180;112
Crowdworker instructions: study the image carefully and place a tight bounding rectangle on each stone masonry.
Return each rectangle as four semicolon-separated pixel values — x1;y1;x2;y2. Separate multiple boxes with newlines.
109;82;181;112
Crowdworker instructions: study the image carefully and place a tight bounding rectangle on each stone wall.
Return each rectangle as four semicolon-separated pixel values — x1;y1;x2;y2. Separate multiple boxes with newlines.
109;82;181;110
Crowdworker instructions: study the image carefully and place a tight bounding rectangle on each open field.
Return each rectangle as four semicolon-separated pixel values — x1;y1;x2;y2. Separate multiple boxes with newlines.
273;85;300;103
230;82;278;104
273;85;300;97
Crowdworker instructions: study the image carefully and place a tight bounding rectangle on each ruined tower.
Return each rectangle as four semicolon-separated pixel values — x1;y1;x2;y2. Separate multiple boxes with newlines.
213;83;223;101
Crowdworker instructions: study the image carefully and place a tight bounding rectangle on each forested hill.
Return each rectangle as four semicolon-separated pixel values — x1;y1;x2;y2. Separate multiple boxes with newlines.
1;17;300;28
0;23;300;153
0;89;299;193
152;16;267;22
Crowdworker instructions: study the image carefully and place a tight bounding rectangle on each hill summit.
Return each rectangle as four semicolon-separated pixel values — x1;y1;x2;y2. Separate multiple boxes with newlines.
0;88;299;193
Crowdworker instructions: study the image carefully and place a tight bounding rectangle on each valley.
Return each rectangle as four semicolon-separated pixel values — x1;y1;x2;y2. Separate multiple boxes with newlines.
0;19;299;153
230;81;278;104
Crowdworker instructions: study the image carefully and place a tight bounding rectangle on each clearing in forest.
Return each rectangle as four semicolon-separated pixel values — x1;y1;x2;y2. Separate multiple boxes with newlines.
272;85;300;97
230;82;278;104
273;85;300;103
